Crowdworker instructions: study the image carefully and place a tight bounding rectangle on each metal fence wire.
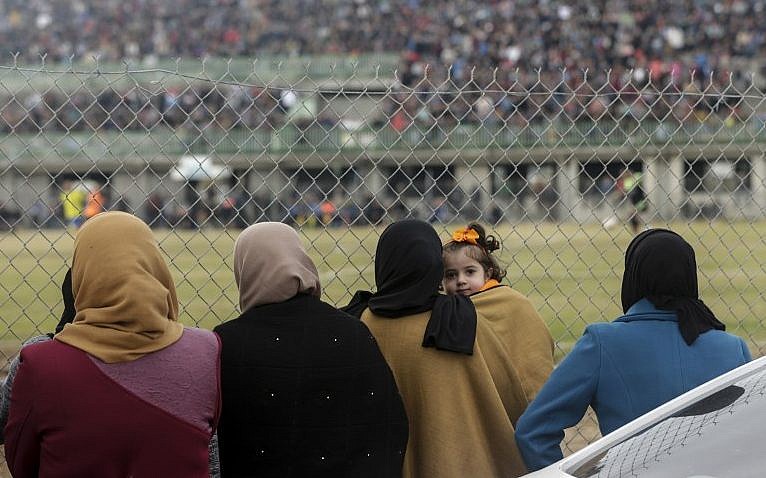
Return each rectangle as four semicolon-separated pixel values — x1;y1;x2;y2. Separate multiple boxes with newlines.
1;60;766;454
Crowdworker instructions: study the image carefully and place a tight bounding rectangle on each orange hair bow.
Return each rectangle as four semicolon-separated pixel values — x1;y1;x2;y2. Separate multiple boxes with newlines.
451;227;479;245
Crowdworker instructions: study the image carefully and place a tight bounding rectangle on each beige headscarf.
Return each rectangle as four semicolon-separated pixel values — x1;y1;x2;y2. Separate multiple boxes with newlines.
234;222;321;311
55;211;184;363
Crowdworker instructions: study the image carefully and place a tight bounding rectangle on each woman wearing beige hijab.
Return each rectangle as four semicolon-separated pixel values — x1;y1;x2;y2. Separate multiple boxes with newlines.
4;212;221;478
214;222;408;478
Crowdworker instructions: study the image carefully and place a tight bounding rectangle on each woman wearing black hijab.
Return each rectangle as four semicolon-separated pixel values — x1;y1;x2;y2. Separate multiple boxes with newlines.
345;219;531;478
515;228;752;472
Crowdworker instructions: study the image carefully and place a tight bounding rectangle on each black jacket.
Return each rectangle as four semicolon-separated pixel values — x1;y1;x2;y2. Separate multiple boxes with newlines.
214;294;408;478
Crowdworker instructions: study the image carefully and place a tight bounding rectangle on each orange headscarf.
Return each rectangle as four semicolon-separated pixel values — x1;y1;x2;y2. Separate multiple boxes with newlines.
55;212;184;363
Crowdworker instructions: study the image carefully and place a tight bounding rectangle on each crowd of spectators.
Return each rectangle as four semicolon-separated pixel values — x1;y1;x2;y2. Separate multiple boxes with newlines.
382;71;749;135
0;75;749;137
2;0;763;83
0;0;762;134
0;85;290;134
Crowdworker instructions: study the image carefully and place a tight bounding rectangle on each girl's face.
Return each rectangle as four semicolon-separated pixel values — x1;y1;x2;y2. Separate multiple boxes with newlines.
442;247;490;296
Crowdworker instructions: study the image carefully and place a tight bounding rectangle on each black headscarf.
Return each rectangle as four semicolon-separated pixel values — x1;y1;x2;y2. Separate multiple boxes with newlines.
342;219;477;354
621;228;725;345
52;268;76;336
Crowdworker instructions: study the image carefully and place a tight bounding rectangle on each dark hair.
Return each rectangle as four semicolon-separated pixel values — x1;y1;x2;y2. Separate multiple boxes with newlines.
443;223;506;281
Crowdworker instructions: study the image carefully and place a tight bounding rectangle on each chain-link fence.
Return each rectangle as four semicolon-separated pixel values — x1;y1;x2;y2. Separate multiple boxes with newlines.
1;59;766;455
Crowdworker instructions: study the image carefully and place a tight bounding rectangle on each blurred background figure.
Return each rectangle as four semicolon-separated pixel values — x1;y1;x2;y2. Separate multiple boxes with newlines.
83;182;107;221
615;168;648;233
59;180;86;228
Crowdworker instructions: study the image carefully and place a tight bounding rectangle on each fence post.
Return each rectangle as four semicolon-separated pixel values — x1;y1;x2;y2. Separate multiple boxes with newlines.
249;167;289;207
7;169;32;224
644;154;661;220
645;154;685;221
753;154;766;213
454;164;491;219
476;165;492;220
555;158;580;221
363;162;386;198
668;154;685;220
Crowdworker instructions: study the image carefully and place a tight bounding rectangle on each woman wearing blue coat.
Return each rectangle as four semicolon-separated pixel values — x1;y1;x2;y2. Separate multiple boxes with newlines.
515;228;751;472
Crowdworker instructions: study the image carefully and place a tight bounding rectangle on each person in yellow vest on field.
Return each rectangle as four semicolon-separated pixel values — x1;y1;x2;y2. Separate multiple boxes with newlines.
619;169;648;233
604;169;648;233
60;181;87;228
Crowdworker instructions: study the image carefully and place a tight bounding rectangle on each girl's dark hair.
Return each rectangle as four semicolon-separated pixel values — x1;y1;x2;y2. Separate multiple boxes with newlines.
443;223;506;281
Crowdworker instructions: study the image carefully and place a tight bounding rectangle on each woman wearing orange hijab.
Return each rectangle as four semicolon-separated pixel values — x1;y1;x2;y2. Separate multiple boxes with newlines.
4;212;221;478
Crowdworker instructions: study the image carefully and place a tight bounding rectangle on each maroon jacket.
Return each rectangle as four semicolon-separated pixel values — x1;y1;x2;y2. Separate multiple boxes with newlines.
4;329;220;478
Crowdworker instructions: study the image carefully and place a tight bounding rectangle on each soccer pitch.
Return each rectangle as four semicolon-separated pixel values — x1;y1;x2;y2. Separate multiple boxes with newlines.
2;220;765;358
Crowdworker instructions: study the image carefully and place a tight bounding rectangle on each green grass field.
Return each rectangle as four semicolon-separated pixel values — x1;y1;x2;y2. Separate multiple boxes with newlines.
2;220;766;359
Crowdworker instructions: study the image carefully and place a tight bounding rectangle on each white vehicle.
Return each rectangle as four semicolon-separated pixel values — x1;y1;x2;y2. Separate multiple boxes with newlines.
524;356;766;478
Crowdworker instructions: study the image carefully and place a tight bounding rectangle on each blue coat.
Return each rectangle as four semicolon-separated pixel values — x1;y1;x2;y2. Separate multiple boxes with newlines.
515;298;751;472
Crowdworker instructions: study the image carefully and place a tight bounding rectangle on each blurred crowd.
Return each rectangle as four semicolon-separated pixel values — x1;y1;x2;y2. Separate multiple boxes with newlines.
0;76;748;136
2;0;763;84
0;85;292;134
0;0;762;133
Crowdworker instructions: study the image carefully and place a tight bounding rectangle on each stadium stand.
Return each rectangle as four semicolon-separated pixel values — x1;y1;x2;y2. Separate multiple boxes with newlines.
2;0;763;86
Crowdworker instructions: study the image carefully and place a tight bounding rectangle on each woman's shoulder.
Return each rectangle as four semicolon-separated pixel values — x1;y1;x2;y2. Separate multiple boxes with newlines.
471;285;546;330
172;327;220;357
181;325;214;333
362;308;431;322
215;297;374;343
360;308;431;341
18;339;91;381
15;335;54;359
471;284;532;306
270;294;370;325
182;326;218;341
695;328;749;347
22;334;52;348
582;315;677;345
22;336;67;357
313;296;364;321
471;283;511;296
218;295;352;324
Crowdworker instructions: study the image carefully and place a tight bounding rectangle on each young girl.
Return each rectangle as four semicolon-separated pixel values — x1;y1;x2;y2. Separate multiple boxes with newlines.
443;223;555;406
442;223;505;295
